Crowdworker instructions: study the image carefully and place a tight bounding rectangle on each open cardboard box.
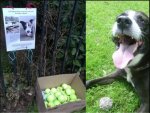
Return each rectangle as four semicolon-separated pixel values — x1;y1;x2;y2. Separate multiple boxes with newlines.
35;73;86;113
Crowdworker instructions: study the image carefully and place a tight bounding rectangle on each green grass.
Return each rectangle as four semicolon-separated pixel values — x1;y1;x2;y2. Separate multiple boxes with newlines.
86;1;149;113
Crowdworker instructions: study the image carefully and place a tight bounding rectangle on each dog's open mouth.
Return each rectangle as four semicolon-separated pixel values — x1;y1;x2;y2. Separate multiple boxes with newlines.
112;34;143;69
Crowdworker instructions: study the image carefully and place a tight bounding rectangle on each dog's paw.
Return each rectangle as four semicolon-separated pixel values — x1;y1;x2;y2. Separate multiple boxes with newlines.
86;80;91;89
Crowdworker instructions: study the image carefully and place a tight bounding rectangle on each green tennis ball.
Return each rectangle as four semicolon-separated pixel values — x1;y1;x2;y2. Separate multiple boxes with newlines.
67;85;71;89
58;95;67;103
71;89;75;94
55;92;62;97
62;83;68;89
44;101;48;108
57;86;63;91
47;94;55;102
51;88;57;94
53;100;61;106
45;88;51;94
76;98;81;101
70;94;77;101
65;88;72;95
66;95;70;101
47;102;55;108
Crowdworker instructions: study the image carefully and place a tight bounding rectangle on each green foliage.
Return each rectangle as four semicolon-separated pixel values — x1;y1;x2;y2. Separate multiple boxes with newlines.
38;1;86;74
86;1;149;113
1;50;11;73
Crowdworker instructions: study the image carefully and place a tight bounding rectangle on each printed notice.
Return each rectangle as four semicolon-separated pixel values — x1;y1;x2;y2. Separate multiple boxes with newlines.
2;8;37;51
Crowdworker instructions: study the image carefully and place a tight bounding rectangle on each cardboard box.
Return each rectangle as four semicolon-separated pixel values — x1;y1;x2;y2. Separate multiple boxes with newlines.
35;73;86;113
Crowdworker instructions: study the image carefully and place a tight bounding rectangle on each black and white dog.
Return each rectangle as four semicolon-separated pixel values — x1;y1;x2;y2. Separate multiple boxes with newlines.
86;10;149;113
20;19;34;37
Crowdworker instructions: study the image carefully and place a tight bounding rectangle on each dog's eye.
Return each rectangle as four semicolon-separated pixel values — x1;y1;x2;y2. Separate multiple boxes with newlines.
138;16;145;23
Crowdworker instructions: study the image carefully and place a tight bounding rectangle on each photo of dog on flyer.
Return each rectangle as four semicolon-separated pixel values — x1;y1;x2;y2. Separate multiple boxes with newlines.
20;16;35;41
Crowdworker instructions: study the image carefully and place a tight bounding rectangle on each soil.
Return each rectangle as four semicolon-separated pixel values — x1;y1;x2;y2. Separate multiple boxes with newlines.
0;86;35;112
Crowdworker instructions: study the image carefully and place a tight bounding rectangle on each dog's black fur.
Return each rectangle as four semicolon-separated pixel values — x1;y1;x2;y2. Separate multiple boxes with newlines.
86;10;149;113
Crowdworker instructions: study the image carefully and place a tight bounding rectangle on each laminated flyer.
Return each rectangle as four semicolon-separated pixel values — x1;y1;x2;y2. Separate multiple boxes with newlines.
2;8;37;51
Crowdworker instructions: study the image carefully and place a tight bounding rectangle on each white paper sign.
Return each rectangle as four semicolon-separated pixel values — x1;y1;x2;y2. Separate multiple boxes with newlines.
2;8;37;51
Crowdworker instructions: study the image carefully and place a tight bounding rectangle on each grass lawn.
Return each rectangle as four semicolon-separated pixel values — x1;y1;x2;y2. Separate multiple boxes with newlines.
86;1;149;113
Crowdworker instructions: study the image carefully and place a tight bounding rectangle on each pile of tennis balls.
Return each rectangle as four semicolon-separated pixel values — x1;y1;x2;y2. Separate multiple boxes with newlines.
42;83;80;108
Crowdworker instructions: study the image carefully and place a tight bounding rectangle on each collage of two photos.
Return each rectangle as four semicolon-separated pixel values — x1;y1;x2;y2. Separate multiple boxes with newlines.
0;0;149;113
86;1;149;113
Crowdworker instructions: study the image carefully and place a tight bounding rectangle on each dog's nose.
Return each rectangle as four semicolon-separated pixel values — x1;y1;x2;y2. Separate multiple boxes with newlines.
117;16;132;29
27;31;30;33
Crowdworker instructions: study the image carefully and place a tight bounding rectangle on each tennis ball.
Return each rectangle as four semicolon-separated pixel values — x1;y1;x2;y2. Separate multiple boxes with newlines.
45;88;51;94
57;86;63;91
51;88;57;94
53;100;61;106
47;102;55;108
71;89;75;94
70;94;77;101
65;88;72;95
62;83;68;89
76;99;81;101
44;101;48;108
67;85;71;89
58;95;67;103
47;94;55;102
55;92;62;97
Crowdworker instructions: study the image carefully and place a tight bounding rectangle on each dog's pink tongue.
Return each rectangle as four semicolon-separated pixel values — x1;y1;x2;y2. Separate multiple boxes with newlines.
112;43;138;69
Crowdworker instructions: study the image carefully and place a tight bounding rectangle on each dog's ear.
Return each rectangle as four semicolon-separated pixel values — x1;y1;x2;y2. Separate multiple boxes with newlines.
20;21;26;30
29;19;34;24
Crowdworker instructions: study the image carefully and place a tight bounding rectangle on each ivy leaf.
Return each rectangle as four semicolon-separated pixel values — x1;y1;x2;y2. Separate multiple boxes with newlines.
71;39;76;47
78;55;84;59
56;51;64;58
79;44;84;51
73;60;81;67
72;48;76;55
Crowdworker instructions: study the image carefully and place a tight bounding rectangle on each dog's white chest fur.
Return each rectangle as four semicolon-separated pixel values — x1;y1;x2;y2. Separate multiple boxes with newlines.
125;68;135;87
